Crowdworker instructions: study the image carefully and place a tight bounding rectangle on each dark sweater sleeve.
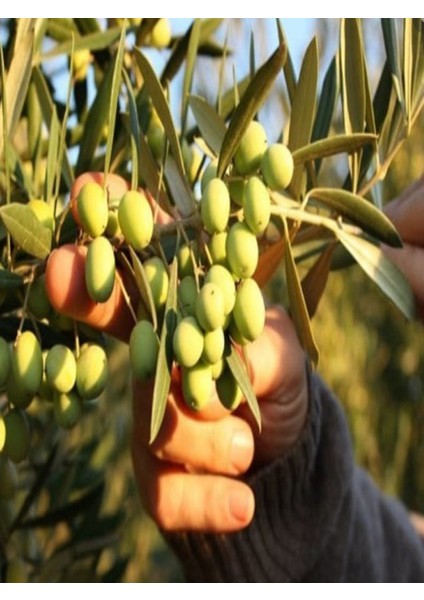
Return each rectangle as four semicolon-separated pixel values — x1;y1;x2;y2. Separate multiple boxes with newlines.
164;372;424;582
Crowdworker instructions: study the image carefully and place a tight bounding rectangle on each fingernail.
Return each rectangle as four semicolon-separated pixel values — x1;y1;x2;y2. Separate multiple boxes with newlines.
230;430;253;473
229;488;254;524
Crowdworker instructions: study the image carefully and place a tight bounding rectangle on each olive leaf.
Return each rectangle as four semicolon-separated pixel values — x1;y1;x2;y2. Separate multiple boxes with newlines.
128;246;157;331
307;188;401;247
188;95;226;156
0;203;52;259
181;18;201;135
150;257;178;444
292;133;377;166
226;345;261;432
217;42;286;178
335;228;415;320
283;219;319;365
104;23;127;181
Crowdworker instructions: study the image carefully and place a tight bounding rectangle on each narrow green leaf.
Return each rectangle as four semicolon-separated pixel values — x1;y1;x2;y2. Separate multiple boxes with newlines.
312;55;338;143
301;244;335;318
128;246;157;331
288;37;318;198
0;44;11;211
134;48;186;177
181;18;201;135
411;19;424;110
373;60;393;134
27;80;42;160
32;66;73;188
403;18;413;125
150;258;178;444
122;71;140;190
161;19;223;86
335;228;415;320
38;27;122;62
44;110;60;203
226;345;261;431
0;203;52;259
218;75;250;120
0;19;35;159
0;268;23;290
381;19;404;106
164;155;196;217
54;44;75;200
76;60;114;173
276;19;296;104
283;220;319;364
136;123;174;217
75;18;100;35
104;24;126;180
189;95;226;156
340;19;366;134
308;187;402;247
217;42;286;178
292;133;377;165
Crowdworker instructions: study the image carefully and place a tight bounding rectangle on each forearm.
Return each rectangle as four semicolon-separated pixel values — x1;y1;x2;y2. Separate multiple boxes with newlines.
165;373;424;582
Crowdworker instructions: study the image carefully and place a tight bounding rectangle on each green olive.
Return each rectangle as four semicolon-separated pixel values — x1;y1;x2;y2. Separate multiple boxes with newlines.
54;391;83;429
208;232;228;267
261;143;294;190
234;121;267;175
118;190;154;251
205;265;236;315
216;366;243;410
76;344;108;400
233;278;265;342
85;236;116;303
129;320;160;381
181;363;213;411
27;274;52;320
173;316;204;368
11;331;42;395
77;181;109;238
0;336;11;388
2;409;30;464
202;327;225;365
144;257;169;313
45;345;77;393
195;282;226;332
201;177;230;235
226;222;259;279
243;176;271;235
178;276;198;317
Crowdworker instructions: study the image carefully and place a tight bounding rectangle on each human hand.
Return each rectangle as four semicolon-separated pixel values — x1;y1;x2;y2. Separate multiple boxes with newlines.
384;176;424;320
46;173;309;534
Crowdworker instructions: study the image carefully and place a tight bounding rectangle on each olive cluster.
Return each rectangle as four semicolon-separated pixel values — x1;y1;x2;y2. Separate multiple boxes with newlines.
128;120;294;413
0;332;108;468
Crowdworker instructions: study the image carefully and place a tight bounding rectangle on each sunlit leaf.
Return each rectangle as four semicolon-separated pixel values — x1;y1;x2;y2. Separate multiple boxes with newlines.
277;19;296;104
32;67;73;189
150;258;178;444
129;246;157;331
226;345;261;431
217;42;286;178
292;133;377;165
403;18;413;126
188;95;226;156
38;27;122;62
164;155;196;217
381;19;404;106
76;60;114;173
122;71;140;190
181;19;201;135
340;19;366;135
44;110;60;203
134;48;186;177
283;220;319;364
308;187;402;247
104;24;126;180
0;19;35;158
218;74;250;119
288;37;318;198
0;203;52;259
335;228;415;320
311;55;338;162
